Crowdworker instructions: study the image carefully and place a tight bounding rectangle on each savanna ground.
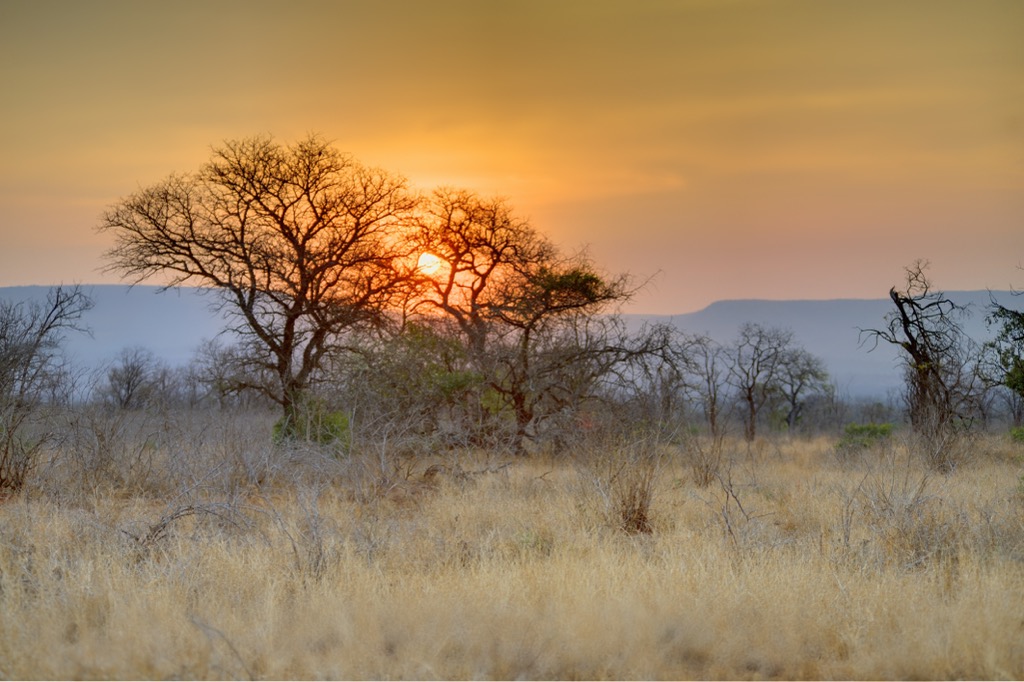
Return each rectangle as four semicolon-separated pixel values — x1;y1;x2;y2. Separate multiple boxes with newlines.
2;409;1024;679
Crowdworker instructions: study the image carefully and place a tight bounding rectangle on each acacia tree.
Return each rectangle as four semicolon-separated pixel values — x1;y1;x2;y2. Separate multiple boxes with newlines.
410;188;552;356
100;135;418;433
410;189;640;452
489;259;636;442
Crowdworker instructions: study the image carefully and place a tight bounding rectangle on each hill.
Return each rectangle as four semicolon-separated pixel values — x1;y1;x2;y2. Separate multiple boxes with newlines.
0;285;227;370
631;291;1009;398
1;285;1016;398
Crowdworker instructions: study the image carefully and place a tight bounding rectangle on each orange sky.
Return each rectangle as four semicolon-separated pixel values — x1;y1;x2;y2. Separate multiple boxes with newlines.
1;0;1021;314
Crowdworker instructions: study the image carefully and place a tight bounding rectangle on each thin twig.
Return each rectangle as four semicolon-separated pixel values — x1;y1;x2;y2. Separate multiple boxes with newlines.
190;616;255;681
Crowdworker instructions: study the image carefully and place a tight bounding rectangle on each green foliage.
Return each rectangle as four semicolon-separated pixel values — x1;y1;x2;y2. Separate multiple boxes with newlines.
273;397;350;447
535;266;609;307
426;366;483;402
988;302;1024;400
480;387;511;418
374;323;484;407
837;422;894;452
1009;426;1024;445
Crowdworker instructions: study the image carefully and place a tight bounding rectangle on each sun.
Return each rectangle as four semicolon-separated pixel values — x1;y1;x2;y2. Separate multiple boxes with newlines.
416;252;444;276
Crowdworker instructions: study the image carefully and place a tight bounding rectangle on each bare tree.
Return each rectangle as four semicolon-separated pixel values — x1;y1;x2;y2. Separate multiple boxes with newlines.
688;334;729;437
512;316;677;449
184;338;276;410
727;323;793;442
99;346;162;410
100;135;418;433
607;325;694;431
863;261;984;468
0;286;92;490
410;188;553;356
776;346;830;431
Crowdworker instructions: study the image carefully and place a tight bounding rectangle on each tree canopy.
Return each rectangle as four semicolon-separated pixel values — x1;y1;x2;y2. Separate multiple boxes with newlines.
100;135;418;428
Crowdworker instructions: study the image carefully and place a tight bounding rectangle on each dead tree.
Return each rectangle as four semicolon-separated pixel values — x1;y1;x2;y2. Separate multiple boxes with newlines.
863;261;983;468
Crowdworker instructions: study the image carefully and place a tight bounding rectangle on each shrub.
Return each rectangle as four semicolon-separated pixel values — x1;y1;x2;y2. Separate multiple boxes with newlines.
837;422;894;453
577;433;665;534
682;432;724;488
273;397;350;448
1009;426;1024;444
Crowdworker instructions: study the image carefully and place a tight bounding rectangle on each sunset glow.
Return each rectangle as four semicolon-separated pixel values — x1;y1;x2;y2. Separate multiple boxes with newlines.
416;252;444;277
1;1;1021;313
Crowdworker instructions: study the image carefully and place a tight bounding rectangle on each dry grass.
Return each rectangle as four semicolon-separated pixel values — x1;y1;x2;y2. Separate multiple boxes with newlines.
2;418;1024;679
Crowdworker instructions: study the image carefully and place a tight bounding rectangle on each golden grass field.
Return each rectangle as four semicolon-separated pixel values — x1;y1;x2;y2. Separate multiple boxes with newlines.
1;413;1023;679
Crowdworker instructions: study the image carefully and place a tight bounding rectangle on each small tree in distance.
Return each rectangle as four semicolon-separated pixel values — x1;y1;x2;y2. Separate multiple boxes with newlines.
776;346;830;431
727;322;794;442
100;346;162;410
688;334;729;437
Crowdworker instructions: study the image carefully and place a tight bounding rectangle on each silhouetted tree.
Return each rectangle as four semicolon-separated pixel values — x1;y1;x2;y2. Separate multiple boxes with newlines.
100;135;418;433
863;261;983;468
410;189;553;354
409;189;641;452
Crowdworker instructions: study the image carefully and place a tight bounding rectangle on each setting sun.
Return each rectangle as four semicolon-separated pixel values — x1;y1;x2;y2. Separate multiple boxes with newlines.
416;252;444;276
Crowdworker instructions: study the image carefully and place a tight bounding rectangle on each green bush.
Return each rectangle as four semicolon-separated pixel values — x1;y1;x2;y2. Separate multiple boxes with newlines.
837;422;894;453
1009;426;1024;444
273;398;350;447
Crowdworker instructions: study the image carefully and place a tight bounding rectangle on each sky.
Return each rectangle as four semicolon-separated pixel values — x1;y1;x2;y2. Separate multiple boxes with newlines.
1;0;1022;314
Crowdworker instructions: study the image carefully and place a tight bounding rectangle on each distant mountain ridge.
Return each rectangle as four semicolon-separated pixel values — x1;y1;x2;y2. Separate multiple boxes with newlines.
630;291;1010;398
1;285;1017;398
0;285;227;370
